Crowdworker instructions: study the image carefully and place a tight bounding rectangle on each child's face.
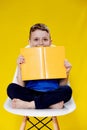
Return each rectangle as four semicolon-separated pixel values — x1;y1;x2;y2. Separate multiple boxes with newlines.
29;30;52;47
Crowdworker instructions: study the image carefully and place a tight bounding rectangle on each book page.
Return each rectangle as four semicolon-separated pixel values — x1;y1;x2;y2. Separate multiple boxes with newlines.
20;47;45;80
44;46;67;79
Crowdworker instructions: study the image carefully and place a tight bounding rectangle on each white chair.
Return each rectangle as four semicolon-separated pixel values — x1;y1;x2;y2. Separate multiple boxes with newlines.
4;69;76;130
4;45;76;130
4;97;76;130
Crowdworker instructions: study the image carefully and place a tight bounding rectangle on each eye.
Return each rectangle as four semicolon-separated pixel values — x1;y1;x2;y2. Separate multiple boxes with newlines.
34;38;39;41
43;38;48;41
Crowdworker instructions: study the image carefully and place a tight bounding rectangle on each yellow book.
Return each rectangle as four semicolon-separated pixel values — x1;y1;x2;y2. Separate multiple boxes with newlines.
20;46;67;80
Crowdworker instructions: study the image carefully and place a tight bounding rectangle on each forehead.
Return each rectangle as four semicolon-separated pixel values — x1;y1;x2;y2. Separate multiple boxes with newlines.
30;30;50;38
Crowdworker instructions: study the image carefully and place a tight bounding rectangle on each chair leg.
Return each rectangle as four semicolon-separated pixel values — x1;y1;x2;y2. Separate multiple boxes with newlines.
20;116;59;130
20;116;28;130
52;116;60;130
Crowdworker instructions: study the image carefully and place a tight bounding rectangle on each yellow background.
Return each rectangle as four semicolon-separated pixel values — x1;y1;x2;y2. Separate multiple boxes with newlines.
0;0;87;129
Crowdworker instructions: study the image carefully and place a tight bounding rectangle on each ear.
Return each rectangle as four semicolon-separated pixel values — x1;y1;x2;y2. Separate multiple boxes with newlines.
28;39;32;47
50;39;52;43
28;39;30;45
50;39;52;45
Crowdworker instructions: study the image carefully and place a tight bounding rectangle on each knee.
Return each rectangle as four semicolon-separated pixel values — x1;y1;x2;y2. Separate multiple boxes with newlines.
7;83;16;99
7;83;14;93
67;86;72;95
65;86;72;102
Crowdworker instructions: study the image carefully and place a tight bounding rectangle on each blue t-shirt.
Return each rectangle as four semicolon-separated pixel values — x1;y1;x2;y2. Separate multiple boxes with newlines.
25;79;59;92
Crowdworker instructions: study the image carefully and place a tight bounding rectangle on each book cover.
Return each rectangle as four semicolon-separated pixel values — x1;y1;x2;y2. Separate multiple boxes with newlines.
20;46;67;80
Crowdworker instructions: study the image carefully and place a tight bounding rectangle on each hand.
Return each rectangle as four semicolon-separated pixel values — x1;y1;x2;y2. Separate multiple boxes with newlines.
64;59;72;74
17;55;25;66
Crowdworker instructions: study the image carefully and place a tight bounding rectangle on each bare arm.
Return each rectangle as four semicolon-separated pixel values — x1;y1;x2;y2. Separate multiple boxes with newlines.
16;55;25;87
59;59;72;86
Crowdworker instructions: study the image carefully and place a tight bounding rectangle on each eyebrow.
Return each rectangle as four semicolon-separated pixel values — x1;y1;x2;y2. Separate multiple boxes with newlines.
33;36;49;38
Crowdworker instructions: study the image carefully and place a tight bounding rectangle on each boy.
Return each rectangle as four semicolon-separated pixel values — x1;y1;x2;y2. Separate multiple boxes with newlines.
7;23;72;109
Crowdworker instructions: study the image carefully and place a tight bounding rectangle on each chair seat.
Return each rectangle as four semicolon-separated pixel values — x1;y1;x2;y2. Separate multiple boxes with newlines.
4;98;76;117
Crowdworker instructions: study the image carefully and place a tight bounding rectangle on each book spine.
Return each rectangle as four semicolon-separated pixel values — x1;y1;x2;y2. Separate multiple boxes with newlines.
43;47;47;78
40;47;46;78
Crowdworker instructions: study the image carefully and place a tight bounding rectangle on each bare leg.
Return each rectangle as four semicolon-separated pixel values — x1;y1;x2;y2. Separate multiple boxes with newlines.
12;98;64;109
12;99;35;109
49;101;64;109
